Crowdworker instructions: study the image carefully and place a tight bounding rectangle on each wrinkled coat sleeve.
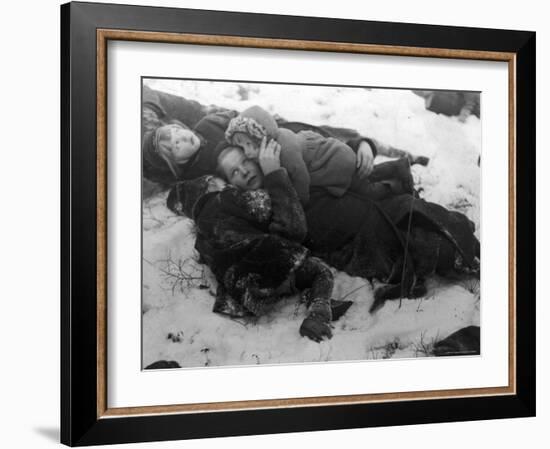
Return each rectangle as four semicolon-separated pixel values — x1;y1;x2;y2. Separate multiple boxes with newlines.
346;136;378;158
277;128;311;204
300;131;357;198
263;169;308;243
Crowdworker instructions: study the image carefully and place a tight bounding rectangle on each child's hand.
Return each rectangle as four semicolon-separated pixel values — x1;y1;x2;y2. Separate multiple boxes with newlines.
356;140;375;179
258;137;282;175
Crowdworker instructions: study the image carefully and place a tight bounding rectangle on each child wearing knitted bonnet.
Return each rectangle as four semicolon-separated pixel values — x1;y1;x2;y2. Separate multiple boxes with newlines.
225;105;415;205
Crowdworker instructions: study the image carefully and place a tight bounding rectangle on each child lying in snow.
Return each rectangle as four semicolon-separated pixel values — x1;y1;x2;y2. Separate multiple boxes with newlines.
166;166;352;342
215;142;481;315
225;105;415;204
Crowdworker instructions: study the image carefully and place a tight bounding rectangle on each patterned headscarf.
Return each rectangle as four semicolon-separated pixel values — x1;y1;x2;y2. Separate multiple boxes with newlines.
225;116;267;143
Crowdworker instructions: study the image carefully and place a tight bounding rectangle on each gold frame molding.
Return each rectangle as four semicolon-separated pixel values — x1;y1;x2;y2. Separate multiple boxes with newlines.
96;29;516;419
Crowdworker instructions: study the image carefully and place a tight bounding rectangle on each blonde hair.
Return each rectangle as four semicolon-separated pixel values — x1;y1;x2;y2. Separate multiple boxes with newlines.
216;143;243;180
154;122;191;178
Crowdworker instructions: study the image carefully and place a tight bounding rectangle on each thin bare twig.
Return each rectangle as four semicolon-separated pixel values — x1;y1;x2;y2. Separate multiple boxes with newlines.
399;195;416;308
156;251;209;295
339;282;370;301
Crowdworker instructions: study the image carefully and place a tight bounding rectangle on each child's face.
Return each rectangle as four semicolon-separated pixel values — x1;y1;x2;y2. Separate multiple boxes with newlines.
232;132;260;159
162;124;201;164
218;146;264;190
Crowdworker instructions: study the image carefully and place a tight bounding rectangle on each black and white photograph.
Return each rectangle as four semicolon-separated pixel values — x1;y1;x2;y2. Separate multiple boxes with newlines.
141;78;481;369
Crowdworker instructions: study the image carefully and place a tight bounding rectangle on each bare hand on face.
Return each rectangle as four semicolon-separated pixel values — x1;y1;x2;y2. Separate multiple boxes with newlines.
356;140;375;179
257;137;282;175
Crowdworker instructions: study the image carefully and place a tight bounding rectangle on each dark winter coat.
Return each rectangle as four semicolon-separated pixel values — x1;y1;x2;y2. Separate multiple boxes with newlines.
305;190;480;305
167;169;310;316
305;189;416;296
379;194;480;277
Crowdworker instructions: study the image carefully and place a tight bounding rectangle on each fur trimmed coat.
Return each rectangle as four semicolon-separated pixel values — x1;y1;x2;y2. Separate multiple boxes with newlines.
167;169;312;316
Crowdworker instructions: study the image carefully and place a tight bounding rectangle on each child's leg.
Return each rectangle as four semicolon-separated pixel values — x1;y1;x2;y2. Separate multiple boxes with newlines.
368;158;414;191
370;138;430;166
294;256;334;322
349;158;415;201
294;256;336;342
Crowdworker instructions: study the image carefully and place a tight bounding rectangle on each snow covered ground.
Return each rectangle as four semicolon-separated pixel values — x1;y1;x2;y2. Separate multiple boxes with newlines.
142;79;481;368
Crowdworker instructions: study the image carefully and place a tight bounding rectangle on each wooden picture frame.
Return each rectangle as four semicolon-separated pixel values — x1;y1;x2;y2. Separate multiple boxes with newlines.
61;1;535;446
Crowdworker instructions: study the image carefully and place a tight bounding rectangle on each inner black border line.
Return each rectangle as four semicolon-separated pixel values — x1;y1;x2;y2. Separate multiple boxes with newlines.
142;74;483;94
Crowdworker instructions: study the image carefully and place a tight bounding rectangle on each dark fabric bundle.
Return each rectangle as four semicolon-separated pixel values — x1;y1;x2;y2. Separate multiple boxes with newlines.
306;190;417;306
379;194;480;274
433;326;480;356
304;190;479;310
221;236;308;316
167;171;310;317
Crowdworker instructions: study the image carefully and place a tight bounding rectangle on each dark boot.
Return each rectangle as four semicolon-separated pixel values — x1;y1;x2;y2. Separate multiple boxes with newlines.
369;158;415;194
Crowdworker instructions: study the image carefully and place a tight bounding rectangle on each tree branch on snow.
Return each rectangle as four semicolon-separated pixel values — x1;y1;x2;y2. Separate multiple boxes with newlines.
157;251;210;295
414;330;439;357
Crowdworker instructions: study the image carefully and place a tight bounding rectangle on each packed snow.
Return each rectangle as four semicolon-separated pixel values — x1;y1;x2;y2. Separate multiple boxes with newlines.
142;79;481;369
